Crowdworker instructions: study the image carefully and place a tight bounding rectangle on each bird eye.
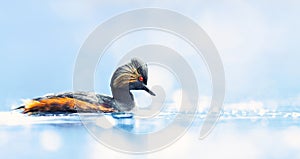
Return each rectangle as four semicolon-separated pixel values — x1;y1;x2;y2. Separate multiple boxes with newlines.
138;76;144;82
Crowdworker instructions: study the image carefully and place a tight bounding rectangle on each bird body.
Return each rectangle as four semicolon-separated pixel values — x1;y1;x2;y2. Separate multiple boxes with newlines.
15;58;155;115
18;92;116;115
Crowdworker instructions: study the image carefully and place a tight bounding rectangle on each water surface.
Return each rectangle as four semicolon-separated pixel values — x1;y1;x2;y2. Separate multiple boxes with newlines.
1;108;300;159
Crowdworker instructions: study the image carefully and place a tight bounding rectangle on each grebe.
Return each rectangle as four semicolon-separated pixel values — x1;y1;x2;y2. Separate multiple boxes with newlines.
15;58;155;115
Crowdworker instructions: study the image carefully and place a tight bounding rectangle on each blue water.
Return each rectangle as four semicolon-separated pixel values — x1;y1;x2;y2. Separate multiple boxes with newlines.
1;108;300;159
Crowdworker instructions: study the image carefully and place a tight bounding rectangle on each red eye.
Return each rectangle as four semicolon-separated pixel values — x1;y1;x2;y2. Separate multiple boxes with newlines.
139;76;144;82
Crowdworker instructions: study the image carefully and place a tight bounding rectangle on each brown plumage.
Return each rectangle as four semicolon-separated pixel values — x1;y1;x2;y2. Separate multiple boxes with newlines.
22;97;114;114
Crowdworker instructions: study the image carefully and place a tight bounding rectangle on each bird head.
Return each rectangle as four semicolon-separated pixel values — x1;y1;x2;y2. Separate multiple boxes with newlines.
110;58;156;97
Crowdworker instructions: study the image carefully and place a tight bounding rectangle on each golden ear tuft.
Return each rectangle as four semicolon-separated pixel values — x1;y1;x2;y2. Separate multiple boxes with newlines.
111;58;148;88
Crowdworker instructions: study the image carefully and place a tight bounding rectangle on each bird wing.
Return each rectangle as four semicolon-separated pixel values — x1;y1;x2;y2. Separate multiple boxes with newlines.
19;92;116;115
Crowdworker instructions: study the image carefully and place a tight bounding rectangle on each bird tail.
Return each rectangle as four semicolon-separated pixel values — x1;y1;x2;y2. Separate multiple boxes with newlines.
13;105;25;110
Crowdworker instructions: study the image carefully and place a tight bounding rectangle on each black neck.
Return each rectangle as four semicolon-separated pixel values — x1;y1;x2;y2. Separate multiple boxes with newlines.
111;88;135;112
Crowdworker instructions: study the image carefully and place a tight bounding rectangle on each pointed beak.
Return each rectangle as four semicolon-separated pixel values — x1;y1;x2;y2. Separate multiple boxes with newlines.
142;84;156;96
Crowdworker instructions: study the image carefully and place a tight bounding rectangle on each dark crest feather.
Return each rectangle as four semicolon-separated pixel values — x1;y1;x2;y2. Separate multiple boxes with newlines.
110;58;148;88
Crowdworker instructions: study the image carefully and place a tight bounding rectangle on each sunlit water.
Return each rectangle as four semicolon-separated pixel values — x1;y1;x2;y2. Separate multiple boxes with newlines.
1;107;300;159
